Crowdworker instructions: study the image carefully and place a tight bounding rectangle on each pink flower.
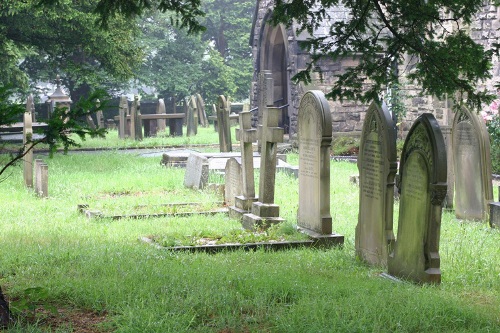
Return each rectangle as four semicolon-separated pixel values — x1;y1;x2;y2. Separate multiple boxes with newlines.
490;99;499;112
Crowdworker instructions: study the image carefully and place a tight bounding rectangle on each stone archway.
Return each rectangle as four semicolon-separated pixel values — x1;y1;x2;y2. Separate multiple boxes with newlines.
258;20;291;134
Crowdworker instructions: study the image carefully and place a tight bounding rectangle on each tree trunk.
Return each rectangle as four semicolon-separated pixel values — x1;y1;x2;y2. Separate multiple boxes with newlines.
0;286;12;328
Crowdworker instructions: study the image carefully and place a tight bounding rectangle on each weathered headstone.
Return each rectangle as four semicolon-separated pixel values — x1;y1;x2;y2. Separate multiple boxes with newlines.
34;159;48;198
490;202;500;228
118;95;128;138
355;101;397;266
216;95;232;152
184;153;209;190
23;95;34;188
242;80;285;230
85;114;96;130
130;95;143;141
187;95;198;136
156;98;167;133
224;158;243;206
452;106;494;221
388;114;447;284
196;93;208;127
297;91;334;234
229;111;259;218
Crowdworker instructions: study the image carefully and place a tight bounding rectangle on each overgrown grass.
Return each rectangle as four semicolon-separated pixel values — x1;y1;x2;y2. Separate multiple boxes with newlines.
0;150;499;332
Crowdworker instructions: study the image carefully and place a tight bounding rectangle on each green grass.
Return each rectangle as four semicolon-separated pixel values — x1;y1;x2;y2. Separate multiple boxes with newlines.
0;148;499;332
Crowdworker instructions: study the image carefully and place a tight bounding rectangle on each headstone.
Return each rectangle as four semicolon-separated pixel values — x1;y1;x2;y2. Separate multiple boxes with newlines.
224;158;243;206
440;126;454;209
96;99;104;129
34;159;48;198
85;114;97;130
355;101;397;266
242;78;286;230
490;202;500;228
23;95;34;188
187;95;198;136
229;111;259;218
297;91;334;234
216;95;232;152
118;96;128;138
156;98;167;133
196;93;208;127
130;95;143;141
388;113;447;284
183;153;209;190
211;104;218;132
452;106;494;221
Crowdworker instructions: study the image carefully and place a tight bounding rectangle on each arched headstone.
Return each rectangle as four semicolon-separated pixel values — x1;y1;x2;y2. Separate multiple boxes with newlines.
388;114;447;284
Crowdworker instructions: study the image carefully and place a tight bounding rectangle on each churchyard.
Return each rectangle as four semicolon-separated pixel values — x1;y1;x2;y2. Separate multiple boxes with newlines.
1;111;500;331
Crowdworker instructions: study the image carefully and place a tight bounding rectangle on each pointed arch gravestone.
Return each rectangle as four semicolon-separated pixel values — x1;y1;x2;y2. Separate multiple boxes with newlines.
452;106;493;221
355;101;397;266
388;114;447;284
297;91;344;244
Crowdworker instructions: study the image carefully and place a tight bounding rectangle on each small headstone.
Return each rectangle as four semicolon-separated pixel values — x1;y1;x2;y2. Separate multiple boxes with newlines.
452;106;494;221
224;158;243;206
297;90;334;235
490;202;500;228
23;95;34;188
355;101;397;266
216;95;232;152
184;153;209;190
118;95;128;138
35;159;48;198
388;114;447;284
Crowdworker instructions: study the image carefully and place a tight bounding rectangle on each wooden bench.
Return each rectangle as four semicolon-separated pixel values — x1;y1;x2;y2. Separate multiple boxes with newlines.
114;113;185;137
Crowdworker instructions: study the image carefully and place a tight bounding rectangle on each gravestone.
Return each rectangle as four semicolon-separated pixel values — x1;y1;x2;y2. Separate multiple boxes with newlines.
196;93;208;127
242;79;285;230
23;95;34;188
183;153;209;190
35;159;48;198
440;126;454;209
355;101;397;266
388;113;447;284
452;106;493;221
490;202;500;228
156;98;167;133
297;91;334;235
85;114;96;130
187;95;198;136
216;95;232;152
130;95;143;141
224;158;243;206
118;95;128;138
229;111;258;217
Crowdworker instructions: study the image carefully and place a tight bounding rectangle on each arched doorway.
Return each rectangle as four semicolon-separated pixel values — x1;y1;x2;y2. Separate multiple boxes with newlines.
258;20;291;134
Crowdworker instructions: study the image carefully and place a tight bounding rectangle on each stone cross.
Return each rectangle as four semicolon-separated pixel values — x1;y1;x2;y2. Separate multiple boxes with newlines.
23;95;34;188
216;95;232;152
388;113;447;284
118;95;128;138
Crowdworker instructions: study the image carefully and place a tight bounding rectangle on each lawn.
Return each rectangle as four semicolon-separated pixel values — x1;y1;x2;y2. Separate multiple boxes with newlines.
0;134;499;332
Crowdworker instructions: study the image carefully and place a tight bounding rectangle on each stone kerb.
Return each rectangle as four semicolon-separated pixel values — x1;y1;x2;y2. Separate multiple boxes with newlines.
452;106;494;221
355;101;397;266
388;113;447;284
23;95;34;188
183;153;209;190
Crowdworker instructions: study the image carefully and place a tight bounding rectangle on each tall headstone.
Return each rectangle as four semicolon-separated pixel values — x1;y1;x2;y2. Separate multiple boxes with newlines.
224;158;243;206
229;111;258;218
216;95;232;152
196;93;208;127
23;95;34;188
355;101;397;266
130;95;143;141
187;95;198;136
118;96;128;138
242;79;285;230
452;106;493;221
156;98;167;133
183;153;209;190
35;159;48;198
388;114;447;284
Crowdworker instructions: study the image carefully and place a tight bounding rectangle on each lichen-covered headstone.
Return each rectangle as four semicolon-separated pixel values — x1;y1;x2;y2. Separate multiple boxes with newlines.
355;101;397;266
297;90;333;235
452;106;493;221
183;153;209;190
388;114;447;284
